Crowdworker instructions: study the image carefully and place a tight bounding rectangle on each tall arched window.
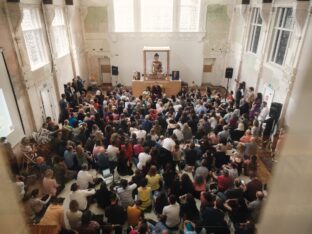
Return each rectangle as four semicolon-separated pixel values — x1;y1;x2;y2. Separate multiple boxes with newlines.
21;7;48;70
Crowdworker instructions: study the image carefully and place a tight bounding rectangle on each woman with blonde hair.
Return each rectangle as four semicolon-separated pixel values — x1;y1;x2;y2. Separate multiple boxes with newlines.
233;143;245;175
42;169;60;196
182;123;193;142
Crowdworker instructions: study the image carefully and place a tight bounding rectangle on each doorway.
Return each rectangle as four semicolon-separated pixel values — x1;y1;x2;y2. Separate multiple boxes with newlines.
99;56;111;84
40;86;56;122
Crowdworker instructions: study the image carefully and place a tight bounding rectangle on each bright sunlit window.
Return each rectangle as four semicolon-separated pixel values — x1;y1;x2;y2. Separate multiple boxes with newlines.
179;0;201;32
52;7;69;58
21;7;47;70
140;0;174;32
270;8;294;65
247;8;262;54
113;0;134;32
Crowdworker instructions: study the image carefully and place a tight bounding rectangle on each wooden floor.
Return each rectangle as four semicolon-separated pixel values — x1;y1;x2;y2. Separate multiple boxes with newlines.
257;155;272;185
256;148;273;185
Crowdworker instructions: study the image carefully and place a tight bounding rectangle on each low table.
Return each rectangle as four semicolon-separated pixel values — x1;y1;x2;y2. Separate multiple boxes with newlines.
132;80;182;97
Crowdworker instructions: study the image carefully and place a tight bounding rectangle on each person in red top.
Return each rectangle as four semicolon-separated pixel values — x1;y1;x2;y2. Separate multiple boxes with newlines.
149;109;158;121
133;141;144;157
213;169;234;192
121;138;133;162
227;91;234;104
240;129;253;143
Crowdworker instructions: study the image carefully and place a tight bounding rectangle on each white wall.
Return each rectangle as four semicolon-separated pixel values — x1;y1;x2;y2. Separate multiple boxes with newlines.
202;4;231;86
55;54;74;94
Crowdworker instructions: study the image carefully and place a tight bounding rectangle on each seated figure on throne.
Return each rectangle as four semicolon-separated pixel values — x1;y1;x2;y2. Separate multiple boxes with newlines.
152;53;163;75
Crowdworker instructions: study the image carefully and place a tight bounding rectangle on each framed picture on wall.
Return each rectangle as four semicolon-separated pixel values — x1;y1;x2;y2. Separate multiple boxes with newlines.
172;71;180;80
263;83;275;108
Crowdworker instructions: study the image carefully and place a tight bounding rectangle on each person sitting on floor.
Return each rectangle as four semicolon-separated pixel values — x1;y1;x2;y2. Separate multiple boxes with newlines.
69;182;96;211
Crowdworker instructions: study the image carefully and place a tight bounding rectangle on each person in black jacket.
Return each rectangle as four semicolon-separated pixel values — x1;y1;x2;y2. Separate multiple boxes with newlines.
96;181;113;209
180;193;199;221
105;194;127;234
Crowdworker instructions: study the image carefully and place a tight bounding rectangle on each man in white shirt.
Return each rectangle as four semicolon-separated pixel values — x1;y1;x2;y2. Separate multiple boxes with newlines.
77;164;94;190
162;135;176;152
134;128;147;141
69;183;95;210
162;195;180;228
173;125;184;142
257;101;269;123
106;144;120;162
137;147;151;170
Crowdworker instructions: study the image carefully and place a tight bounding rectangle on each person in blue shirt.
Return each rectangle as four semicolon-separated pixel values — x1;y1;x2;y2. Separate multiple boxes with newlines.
64;145;76;170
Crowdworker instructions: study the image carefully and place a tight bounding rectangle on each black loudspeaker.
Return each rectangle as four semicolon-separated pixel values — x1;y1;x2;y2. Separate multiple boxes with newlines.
225;68;233;79
43;0;53;4
112;66;119;76
270;102;283;120
65;0;73;5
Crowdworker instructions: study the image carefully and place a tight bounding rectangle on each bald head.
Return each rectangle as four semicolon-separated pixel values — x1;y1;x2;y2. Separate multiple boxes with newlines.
256;191;264;200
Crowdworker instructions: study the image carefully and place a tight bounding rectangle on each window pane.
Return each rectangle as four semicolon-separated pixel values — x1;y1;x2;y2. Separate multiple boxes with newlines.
113;0;134;32
24;31;41;67
252;26;261;53
278;8;285;27
179;0;201;32
271;30;280;61
284;8;293;29
257;10;262;24
141;0;173;32
22;8;46;70
275;30;290;65
22;8;40;30
52;8;65;26
249;26;256;51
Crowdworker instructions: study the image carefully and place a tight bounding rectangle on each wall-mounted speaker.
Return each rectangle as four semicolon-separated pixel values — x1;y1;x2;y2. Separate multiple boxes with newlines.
225;67;233;79
112;66;119;76
42;0;53;4
65;0;73;5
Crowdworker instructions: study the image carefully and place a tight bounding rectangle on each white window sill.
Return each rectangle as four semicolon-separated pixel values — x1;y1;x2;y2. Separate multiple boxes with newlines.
30;61;49;71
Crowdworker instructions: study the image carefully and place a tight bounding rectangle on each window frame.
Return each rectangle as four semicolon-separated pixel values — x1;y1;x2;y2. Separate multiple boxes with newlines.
247;7;263;55
21;7;48;71
269;7;294;66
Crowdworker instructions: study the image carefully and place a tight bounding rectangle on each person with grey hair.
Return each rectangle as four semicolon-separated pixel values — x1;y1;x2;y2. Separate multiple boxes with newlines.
218;125;230;141
77;163;94;189
248;191;264;222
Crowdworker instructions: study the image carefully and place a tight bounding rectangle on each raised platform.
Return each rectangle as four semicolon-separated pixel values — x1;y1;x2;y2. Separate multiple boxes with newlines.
132;80;181;97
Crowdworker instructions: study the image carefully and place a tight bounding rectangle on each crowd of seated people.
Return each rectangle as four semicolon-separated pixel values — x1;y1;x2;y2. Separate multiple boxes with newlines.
9;78;287;234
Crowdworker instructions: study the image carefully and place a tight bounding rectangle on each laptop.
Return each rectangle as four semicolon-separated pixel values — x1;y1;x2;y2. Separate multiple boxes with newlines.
102;169;112;178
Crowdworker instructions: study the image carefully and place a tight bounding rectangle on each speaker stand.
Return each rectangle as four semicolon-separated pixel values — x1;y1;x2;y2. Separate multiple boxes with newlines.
226;78;230;98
